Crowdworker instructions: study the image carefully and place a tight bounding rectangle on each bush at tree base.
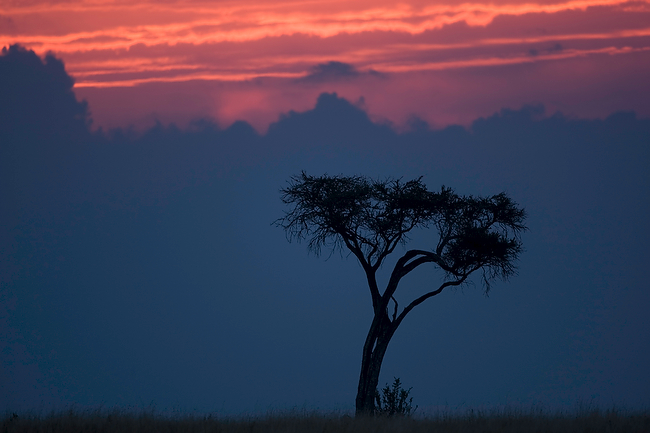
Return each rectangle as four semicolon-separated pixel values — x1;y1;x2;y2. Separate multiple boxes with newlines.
375;377;417;417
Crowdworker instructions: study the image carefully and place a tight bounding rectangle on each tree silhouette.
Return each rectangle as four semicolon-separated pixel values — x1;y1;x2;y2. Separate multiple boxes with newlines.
275;172;528;416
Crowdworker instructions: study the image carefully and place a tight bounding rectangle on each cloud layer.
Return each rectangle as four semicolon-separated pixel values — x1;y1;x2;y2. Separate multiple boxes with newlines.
2;47;649;415
1;0;649;130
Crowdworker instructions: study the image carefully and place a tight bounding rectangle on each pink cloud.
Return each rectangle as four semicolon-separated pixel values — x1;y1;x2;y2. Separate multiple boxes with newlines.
3;0;648;130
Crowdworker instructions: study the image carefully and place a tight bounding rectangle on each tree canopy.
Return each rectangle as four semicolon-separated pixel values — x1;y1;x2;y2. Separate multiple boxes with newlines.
277;172;526;293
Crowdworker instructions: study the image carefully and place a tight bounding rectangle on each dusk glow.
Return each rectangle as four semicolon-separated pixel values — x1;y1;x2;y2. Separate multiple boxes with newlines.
2;0;650;419
2;0;649;129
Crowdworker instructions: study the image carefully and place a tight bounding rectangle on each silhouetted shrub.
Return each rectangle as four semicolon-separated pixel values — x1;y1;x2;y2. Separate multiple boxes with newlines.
375;377;417;417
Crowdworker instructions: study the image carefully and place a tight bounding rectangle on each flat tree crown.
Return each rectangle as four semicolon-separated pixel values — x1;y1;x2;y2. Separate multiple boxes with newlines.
275;172;527;292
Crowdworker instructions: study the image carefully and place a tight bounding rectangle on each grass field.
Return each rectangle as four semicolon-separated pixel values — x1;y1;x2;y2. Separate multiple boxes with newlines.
3;407;649;433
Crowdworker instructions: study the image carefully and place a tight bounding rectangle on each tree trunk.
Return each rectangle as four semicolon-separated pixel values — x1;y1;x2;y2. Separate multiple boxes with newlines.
355;313;396;416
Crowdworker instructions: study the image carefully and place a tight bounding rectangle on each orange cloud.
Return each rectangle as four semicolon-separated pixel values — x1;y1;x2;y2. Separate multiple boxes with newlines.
3;0;649;131
2;0;647;52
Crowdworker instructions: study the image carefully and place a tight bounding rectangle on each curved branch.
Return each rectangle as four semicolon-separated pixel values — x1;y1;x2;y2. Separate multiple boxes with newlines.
401;250;459;276
392;275;469;329
383;249;458;303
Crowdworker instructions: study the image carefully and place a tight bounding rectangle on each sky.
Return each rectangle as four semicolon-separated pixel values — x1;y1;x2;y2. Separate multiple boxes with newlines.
1;0;650;418
1;0;650;130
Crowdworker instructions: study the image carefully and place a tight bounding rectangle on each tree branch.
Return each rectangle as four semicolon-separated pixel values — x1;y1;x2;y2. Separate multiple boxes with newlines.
393;276;469;329
383;249;460;306
400;250;459;276
341;236;382;309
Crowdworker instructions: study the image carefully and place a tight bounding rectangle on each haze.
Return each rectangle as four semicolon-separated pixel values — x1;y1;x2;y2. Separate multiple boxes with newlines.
1;0;649;416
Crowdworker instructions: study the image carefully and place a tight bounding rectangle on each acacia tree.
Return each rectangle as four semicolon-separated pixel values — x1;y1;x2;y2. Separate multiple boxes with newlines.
275;172;527;416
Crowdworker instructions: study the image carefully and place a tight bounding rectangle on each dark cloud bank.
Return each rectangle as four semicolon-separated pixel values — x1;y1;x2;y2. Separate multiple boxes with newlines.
2;45;649;415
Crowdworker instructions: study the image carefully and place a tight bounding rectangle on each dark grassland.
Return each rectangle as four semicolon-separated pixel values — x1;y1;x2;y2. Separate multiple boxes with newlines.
3;407;649;433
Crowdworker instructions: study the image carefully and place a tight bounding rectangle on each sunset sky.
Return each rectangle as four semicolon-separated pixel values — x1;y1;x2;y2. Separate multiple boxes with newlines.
2;0;649;129
2;0;650;418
